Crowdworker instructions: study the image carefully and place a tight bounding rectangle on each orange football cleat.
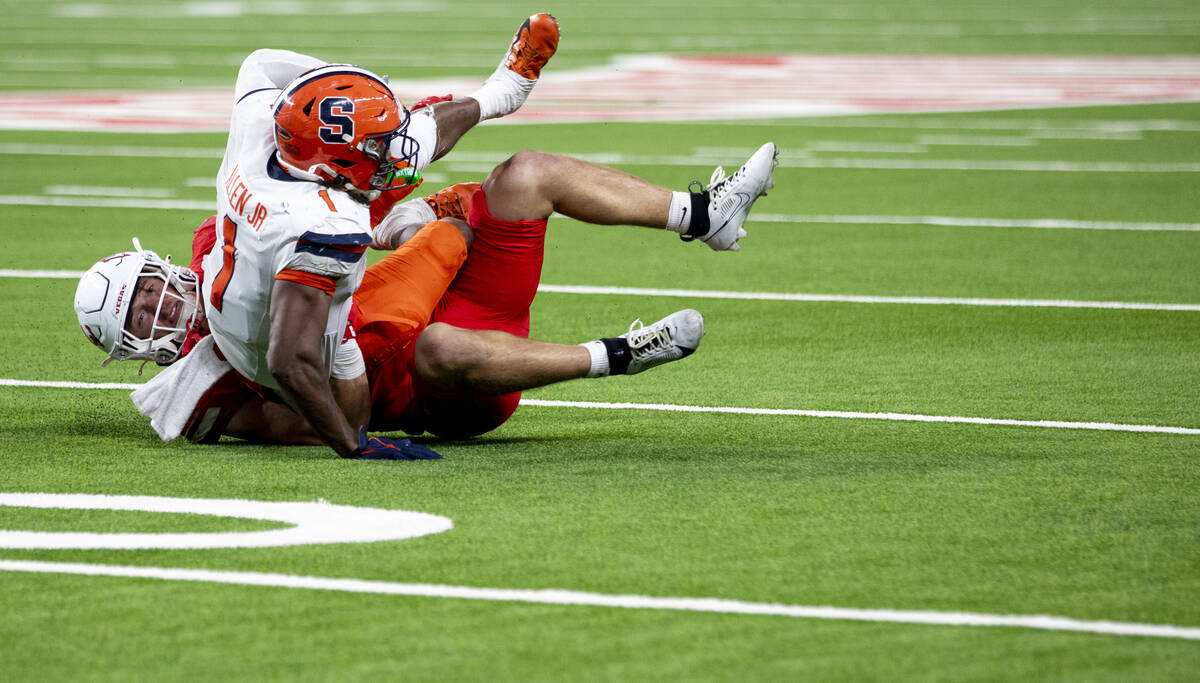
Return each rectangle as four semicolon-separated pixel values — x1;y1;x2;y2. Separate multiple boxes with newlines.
422;182;482;221
502;13;559;80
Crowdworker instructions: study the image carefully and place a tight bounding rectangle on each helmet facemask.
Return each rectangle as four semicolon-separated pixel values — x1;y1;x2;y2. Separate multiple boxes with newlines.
362;125;422;195
114;252;201;366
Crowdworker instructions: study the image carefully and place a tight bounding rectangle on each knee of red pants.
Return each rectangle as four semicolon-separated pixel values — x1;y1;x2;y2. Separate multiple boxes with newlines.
418;392;522;439
432;188;547;337
359;324;429;434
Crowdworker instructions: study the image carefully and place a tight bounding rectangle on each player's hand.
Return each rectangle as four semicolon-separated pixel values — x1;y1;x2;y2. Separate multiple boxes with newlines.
350;427;441;460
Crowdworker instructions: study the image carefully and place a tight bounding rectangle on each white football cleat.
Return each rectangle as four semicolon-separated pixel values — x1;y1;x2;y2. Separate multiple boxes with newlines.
699;142;778;251
621;309;705;374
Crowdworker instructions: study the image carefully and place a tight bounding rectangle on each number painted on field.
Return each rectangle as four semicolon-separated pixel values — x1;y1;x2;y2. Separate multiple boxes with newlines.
0;493;452;549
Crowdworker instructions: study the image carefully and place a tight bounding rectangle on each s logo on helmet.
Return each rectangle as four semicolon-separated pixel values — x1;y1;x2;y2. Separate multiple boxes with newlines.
318;97;355;143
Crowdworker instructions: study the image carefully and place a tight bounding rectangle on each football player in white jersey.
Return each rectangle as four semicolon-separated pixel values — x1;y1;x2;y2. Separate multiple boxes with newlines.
75;129;779;457
194;14;560;458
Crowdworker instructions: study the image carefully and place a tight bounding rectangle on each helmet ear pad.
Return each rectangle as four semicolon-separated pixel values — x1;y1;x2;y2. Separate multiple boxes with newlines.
75;251;141;358
272;66;414;193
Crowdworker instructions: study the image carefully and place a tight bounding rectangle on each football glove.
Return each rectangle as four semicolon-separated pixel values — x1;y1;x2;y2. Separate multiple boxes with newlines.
350;427;441;461
411;94;454;111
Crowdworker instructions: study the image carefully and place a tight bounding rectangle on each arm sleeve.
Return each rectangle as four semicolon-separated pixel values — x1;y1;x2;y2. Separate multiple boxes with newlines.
234;49;327;102
396;108;438;172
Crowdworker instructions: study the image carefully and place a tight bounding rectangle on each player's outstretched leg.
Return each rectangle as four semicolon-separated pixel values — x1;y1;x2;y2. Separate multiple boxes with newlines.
476;146;777;252
414;309;704;394
580;309;705;377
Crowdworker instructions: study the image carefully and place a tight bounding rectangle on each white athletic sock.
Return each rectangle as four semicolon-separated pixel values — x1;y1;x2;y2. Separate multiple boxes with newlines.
580;340;610;377
468;67;535;122
665;191;693;234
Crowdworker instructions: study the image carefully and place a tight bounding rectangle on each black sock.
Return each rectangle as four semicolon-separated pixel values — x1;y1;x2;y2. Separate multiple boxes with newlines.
680;191;710;242
600;337;632;375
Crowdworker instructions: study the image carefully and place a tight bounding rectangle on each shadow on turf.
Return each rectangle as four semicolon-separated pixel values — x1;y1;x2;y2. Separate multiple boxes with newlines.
190;434;575;461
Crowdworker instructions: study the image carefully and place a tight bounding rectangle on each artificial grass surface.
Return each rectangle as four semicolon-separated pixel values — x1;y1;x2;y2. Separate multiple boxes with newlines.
1;399;1198;680
2;105;1198;681
2;0;1199;677
7;572;1192;682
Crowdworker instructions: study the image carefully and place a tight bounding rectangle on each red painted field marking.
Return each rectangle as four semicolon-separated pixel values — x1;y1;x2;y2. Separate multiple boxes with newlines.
2;55;1198;132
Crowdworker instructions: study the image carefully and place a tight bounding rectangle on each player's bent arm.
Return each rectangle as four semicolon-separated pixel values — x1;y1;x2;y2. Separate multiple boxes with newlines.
424;99;483;162
266;280;364;457
235;49;325;101
216;375;368;446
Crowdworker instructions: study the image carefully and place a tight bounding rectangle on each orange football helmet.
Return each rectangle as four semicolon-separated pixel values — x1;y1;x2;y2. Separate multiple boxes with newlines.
273;65;420;197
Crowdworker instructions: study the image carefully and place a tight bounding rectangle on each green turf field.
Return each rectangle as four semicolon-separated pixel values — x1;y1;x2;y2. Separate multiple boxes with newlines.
1;1;1199;680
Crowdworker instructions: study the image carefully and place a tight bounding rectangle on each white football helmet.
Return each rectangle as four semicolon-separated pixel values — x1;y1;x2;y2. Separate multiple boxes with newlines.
74;238;200;366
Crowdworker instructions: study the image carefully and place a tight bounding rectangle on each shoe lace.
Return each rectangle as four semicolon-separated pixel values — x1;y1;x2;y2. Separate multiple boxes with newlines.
625;318;673;355
706;161;752;202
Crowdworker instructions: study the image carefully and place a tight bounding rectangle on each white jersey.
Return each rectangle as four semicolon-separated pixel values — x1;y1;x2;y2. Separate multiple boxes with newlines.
200;50;438;390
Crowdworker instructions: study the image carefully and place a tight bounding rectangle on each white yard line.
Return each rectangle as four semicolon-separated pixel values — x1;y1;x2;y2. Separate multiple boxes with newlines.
44;185;175;198
530;153;1200;172
3;380;1196;436
1027;130;1143;141
534;285;1200;312
784;158;1200;173
4;270;1197;311
443;151;1200;173
2;190;1196;233
706;118;1200;133
0;143;223;158
4;184;1197;233
519;400;1200;436
914;134;1038;147
6;268;1197;311
4;142;1199;173
0;269;91;279
0;195;211;211
1;559;1197;640
1;379;143;390
804;141;929;153
748;213;1200;232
